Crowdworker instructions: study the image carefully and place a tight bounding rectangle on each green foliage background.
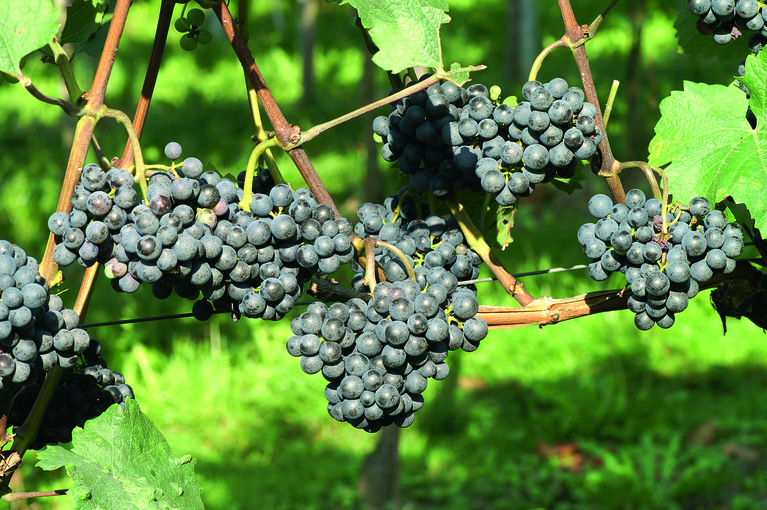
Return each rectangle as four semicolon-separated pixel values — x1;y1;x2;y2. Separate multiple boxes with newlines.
1;1;766;508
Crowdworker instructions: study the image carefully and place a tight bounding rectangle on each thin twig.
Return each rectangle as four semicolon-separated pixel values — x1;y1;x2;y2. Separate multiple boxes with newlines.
617;161;662;200
447;200;535;306
119;0;175;168
363;237;378;294
557;0;625;204
213;0;341;216
2;489;68;502
15;74;81;116
528;36;569;82
602;79;620;128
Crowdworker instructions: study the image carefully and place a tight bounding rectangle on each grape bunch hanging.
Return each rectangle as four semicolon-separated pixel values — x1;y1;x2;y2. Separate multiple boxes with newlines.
0;238;133;448
688;0;766;44
286;191;488;431
578;190;744;330
49;143;356;323
373;77;600;205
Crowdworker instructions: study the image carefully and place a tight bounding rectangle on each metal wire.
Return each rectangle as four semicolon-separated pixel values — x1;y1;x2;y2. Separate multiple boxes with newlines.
78;263;591;328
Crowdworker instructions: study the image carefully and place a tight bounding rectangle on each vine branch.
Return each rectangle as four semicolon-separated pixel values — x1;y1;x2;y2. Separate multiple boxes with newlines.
557;0;625;204
119;0;175;168
447;200;535;306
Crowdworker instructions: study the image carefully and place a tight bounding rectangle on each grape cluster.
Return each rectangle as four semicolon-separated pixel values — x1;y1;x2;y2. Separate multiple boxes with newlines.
8;338;133;449
287;191;489;431
287;283;488;432
0;239;104;384
50;143;354;322
578;190;744;329
373;77;601;205
351;191;483;287
688;0;765;44
174;7;212;51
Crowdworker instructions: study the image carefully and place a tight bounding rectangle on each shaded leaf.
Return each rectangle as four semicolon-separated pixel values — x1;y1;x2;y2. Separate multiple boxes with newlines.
62;0;110;45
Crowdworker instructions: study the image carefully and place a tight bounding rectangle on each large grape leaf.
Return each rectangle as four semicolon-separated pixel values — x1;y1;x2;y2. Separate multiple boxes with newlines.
0;0;60;75
35;400;202;509
648;50;767;232
338;0;450;73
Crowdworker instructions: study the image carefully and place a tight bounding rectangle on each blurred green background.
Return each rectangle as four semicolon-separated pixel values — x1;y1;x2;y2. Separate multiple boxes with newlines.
2;0;767;508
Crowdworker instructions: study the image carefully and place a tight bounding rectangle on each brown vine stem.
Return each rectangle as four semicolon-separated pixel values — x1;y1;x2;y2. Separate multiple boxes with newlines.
119;0;174;169
447;200;535;306
213;1;341;215
5;0;133;488
557;0;625;204
528;36;569;82
477;260;755;328
1;489;68;502
617;161;662;200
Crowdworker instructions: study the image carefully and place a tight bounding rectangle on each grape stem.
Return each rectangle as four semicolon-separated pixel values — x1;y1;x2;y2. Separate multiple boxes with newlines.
602;80;620;128
289;65;485;149
616;161;662;201
47;38;83;102
363;237;378;294
528;36;569;82
12;73;82;117
447;200;535;306
245;76;282;184
373;240;417;283
118;0;175;169
239;137;283;211
101;108;149;202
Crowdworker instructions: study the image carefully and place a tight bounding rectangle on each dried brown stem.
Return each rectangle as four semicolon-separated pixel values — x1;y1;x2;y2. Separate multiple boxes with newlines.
119;0;175;168
447;200;535;306
2;489;68;502
478;261;756;328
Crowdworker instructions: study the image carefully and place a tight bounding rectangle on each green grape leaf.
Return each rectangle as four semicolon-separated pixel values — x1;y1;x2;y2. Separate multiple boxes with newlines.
62;0;110;45
339;0;450;73
0;0;60;75
673;1;748;63
35;400;202;510
648;50;767;232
